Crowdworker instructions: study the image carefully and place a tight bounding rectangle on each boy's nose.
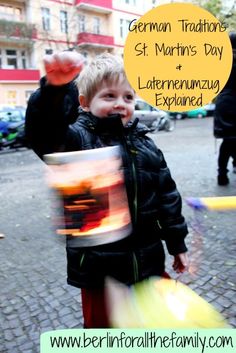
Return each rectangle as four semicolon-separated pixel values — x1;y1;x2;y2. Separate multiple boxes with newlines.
114;97;125;108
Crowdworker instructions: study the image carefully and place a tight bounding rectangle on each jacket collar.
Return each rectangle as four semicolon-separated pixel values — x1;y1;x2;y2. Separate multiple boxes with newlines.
77;110;150;136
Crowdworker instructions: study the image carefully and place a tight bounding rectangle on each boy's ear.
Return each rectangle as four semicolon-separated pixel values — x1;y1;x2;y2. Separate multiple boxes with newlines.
79;95;90;111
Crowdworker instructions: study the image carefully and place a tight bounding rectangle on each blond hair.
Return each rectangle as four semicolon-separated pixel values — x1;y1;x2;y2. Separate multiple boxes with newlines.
77;53;132;102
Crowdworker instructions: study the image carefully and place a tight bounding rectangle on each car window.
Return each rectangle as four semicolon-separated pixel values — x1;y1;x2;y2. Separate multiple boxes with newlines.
0;110;24;122
135;100;152;111
0;111;9;121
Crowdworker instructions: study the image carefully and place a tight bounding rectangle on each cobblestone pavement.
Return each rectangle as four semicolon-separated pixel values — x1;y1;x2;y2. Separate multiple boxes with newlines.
0;117;235;352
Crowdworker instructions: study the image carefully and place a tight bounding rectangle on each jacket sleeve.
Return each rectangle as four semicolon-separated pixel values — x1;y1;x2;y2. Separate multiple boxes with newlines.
155;147;188;255
25;77;79;159
214;90;236;138
213;61;236;138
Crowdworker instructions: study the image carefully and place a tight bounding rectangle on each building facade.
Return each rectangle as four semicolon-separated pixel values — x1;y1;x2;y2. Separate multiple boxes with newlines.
0;0;157;107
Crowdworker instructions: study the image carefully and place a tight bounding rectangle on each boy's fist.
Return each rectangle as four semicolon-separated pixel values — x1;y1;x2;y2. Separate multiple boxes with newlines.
44;51;84;86
172;252;189;273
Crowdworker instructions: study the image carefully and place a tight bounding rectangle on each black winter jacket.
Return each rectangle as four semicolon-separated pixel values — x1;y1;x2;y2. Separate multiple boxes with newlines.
214;61;236;139
25;79;188;288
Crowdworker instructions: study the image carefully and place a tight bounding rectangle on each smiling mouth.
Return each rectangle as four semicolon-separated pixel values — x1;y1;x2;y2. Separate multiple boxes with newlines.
108;113;126;119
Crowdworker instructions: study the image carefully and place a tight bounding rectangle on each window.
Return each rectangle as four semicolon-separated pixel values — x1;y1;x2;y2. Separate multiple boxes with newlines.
122;0;136;4
0;5;22;21
45;49;53;55
41;8;50;31
0;49;28;69
6;50;17;69
21;51;26;69
119;19;131;39
78;14;86;32
120;19;123;38
25;90;34;103
7;91;17;106
60;11;68;34
93;17;100;34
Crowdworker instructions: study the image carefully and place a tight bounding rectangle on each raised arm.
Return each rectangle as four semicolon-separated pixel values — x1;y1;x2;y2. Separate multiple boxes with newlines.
25;52;84;159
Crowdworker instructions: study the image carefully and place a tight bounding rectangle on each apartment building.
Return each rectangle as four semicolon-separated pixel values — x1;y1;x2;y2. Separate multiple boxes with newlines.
0;0;158;107
0;0;39;107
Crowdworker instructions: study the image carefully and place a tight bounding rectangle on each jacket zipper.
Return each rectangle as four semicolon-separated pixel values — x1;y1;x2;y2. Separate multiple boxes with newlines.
130;152;138;226
124;135;139;282
124;136;139;283
124;135;138;228
79;253;85;268
132;252;139;282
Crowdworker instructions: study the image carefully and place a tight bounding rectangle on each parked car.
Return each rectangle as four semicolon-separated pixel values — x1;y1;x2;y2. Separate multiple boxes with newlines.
169;106;207;119
169;111;187;120
0;106;26;125
0;106;27;150
133;99;173;131
186;107;207;118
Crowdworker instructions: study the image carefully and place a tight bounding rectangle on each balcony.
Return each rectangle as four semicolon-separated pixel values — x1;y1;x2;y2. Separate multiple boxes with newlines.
9;0;27;2
75;0;112;13
77;32;114;48
0;69;40;82
0;19;37;45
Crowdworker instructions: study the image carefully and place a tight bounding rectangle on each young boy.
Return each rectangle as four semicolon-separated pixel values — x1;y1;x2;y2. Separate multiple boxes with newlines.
25;52;189;328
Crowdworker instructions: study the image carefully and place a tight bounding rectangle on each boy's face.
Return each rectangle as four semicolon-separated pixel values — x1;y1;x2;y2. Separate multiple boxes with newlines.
80;78;135;126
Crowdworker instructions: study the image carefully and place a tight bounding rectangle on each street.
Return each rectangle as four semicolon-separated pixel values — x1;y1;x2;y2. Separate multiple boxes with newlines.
0;117;235;352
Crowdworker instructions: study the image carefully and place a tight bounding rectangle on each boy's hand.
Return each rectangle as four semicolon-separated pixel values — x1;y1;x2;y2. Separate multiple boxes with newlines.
172;252;189;273
44;51;84;86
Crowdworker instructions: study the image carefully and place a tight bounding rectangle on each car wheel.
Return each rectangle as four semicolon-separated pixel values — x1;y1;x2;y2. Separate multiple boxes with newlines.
150;120;159;133
165;120;174;132
176;113;182;120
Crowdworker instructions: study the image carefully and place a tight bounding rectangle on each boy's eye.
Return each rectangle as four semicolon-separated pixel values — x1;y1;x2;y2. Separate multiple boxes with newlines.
126;94;134;101
105;93;114;98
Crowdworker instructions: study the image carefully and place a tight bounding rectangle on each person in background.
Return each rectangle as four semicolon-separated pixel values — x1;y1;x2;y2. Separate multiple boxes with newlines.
25;51;189;328
214;32;236;185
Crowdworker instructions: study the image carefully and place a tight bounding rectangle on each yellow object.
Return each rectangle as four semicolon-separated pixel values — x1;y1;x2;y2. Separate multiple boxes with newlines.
107;277;228;328
124;3;232;112
200;196;236;210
